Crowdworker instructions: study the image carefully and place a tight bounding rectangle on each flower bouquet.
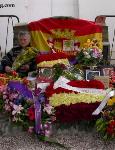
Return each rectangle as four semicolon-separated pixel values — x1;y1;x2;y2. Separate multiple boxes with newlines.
12;47;38;70
76;39;103;66
96;100;115;140
52;64;84;82
1;78;56;137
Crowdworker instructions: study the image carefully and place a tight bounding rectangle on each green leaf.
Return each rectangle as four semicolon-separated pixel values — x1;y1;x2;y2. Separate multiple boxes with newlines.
38;135;69;149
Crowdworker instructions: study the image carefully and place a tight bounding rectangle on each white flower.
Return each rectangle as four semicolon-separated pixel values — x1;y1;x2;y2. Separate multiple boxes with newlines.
43;104;53;115
12;116;18;122
3;95;7;99
86;54;91;59
12;104;23;115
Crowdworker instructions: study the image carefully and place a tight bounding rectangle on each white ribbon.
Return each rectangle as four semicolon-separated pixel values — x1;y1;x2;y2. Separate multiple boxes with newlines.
92;90;115;115
53;76;107;95
37;83;50;92
27;77;36;81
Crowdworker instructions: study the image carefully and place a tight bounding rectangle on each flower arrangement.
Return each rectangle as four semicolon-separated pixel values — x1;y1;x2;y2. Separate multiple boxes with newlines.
0;69;57;138
46;79;105;122
2;86;34;130
76;39;103;66
0;78;56;137
96;100;115;140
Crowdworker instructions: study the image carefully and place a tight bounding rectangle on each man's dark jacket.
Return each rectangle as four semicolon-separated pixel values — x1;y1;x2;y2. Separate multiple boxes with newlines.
1;46;36;77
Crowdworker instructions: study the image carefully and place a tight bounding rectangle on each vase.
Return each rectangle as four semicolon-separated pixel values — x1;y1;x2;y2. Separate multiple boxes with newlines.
89;65;97;70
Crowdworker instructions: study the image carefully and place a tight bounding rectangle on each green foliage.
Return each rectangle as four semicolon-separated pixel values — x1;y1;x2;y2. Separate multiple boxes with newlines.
95;104;115;140
62;67;84;80
53;64;64;81
53;64;84;81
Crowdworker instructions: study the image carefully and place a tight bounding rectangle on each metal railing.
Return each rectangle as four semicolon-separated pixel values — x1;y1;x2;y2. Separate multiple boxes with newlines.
0;15;19;22
0;15;19;59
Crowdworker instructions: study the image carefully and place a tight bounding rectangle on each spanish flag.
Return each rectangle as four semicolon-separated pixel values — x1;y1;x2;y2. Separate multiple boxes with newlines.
28;17;102;55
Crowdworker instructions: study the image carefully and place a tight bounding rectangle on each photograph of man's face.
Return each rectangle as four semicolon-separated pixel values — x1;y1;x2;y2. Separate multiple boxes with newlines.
86;70;100;80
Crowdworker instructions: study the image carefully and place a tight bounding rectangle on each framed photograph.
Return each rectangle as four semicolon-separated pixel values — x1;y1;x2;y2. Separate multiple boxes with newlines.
86;70;100;80
37;67;54;83
102;67;114;77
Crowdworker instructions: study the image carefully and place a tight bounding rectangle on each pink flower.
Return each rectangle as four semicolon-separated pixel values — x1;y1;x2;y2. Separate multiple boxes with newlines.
45;130;52;137
4;104;11;111
9;93;19;100
92;48;102;58
3;91;7;95
12;116;18;122
5;99;9;104
28;126;34;133
12;104;23;115
3;95;7;99
43;104;53;115
0;85;6;93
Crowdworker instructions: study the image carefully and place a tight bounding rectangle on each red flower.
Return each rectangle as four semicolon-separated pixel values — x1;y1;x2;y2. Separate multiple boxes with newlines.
68;80;89;88
109;120;115;128
11;71;18;77
36;52;68;64
22;77;29;85
107;127;114;135
0;73;7;77
55;102;100;123
106;120;115;136
27;107;35;121
88;80;105;89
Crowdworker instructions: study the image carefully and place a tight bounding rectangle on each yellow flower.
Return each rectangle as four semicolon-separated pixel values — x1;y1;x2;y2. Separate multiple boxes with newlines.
37;59;69;67
107;97;115;106
49;93;104;107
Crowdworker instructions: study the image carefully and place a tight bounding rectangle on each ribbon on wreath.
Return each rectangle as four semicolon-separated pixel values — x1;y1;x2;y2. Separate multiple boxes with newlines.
53;76;108;95
27;77;48;135
8;81;33;99
34;96;41;134
92;90;115;115
33;91;46;134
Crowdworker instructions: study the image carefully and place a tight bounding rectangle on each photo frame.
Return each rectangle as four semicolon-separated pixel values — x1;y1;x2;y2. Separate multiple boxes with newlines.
86;69;100;80
102;67;114;77
37;67;54;83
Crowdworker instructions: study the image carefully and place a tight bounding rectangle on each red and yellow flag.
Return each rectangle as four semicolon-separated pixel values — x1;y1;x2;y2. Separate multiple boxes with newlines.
28;17;102;55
